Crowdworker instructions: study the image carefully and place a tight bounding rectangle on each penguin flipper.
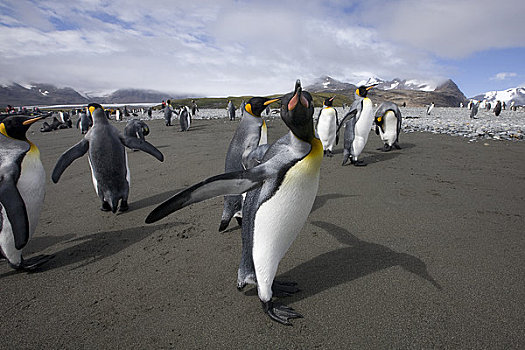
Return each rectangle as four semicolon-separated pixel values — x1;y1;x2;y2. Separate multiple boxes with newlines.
121;136;164;162
146;167;268;224
52;139;89;183
0;177;30;250
336;109;357;135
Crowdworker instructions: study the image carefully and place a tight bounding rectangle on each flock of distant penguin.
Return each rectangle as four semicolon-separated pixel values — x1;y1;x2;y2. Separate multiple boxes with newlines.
2;78;508;325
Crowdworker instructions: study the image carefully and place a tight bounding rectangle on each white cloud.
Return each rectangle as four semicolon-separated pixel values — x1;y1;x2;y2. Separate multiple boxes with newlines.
490;72;517;81
0;0;521;96
359;0;525;59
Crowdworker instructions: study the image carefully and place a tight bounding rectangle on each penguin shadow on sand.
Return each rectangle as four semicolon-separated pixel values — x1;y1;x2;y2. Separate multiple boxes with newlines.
311;193;356;214
244;220;441;301
0;223;177;276
358;142;416;165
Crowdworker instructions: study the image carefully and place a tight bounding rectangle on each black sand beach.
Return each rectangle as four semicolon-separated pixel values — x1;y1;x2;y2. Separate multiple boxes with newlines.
1;117;524;348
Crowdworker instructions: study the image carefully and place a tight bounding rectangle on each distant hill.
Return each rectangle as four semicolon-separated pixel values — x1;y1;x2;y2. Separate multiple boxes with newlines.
305;76;357;93
0;83;88;107
0;83;182;108
471;87;525;106
1;76;470;109
305;76;467;107
93;89;179;104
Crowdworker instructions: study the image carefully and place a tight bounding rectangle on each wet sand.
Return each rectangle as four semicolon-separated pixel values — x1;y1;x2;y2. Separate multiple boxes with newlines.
1;117;524;348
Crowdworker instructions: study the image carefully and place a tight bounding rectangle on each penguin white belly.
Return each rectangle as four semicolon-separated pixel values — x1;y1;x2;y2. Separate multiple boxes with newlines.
17;148;45;238
317;109;337;151
0;206;20;264
352;99;374;158
259;122;267;145
88;156;99;196
381;111;398;146
125;151;131;186
252;143;322;302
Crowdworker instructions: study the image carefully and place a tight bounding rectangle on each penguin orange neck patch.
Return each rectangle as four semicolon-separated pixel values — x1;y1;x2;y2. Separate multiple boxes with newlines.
0;123;7;137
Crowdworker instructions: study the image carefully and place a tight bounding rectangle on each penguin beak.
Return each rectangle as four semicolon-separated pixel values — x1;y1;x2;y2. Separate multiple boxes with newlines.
263;98;280;106
22;116;44;126
288;86;309;111
329;96;335;102
366;84;378;91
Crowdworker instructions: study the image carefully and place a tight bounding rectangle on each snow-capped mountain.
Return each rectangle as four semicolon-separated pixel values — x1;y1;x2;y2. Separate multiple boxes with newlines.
305;76;466;107
356;77;438;92
305;75;356;92
471;87;525;106
0;82;181;107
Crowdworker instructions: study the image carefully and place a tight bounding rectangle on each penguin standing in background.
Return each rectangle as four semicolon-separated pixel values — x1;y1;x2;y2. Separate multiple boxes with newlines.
179;106;191;131
316;96;339;157
191;100;199;117
146;80;322;325
164;100;173;126
486;102;492;111
0;114;53;270
337;84;377;166
227;101;236;120
115;108;121;121
468;100;473;110
239;100;246;117
76;108;92;134
470;101;480;119
52;103;164;213
219;96;280;232
426;102;435;115
494;100;502;116
374;101;402;151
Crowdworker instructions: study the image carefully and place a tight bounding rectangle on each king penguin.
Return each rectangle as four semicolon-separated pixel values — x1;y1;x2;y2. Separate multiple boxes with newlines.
146;80;323;325
426;102;435;115
337;84;377;166
494;100;502;116
179;106;191;132
0;114;53;270
219;96;280;232
76;108;92;134
52;103;164;213
374;101;402;151
316;96;339;157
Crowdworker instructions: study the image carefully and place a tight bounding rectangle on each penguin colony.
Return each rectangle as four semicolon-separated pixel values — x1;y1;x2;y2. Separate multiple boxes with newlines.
1;80;411;326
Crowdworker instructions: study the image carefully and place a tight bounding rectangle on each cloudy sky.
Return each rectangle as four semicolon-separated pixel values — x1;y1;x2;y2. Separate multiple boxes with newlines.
0;0;524;97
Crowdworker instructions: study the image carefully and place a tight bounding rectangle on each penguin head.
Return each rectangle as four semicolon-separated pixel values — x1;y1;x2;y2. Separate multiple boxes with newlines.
280;80;315;142
356;84;377;98
0;115;44;140
323;96;335;107
88;103;106;122
245;96;280;117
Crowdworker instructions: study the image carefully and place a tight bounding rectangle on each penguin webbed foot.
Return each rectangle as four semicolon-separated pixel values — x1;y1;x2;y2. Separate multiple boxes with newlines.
100;201;111;211
326;150;334;158
119;201;129;212
262;300;303;326
9;254;54;271
272;280;300;297
382;144;392;152
351;159;367;167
